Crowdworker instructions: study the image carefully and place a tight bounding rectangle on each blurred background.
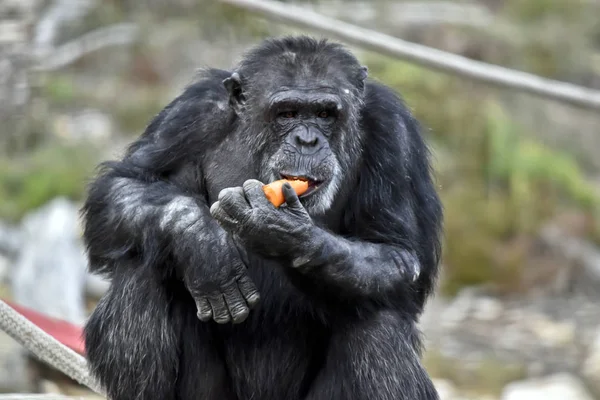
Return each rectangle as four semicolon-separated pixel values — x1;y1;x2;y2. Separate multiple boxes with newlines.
1;0;600;399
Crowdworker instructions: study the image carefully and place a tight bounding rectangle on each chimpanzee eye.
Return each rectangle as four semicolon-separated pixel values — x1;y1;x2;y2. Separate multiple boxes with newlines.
317;110;329;119
279;111;297;119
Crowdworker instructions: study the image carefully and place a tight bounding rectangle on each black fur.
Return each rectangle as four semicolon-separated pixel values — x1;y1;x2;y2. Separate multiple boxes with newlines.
82;36;443;400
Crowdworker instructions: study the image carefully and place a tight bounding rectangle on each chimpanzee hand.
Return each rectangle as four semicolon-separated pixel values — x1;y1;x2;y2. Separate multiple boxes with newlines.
210;179;314;259
181;233;260;325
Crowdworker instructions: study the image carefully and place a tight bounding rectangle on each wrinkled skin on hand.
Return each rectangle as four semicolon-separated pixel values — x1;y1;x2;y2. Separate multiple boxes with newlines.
181;233;260;324
210;179;314;260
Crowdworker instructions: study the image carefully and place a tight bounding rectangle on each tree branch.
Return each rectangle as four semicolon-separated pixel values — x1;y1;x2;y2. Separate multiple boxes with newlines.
34;23;139;71
221;0;600;111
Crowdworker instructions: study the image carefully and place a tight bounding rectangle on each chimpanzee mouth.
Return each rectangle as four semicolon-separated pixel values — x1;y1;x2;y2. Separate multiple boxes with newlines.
279;173;326;198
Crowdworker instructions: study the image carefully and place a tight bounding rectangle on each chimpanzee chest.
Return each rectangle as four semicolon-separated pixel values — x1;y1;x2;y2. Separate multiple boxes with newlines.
201;131;331;399
202;131;261;206
219;258;330;400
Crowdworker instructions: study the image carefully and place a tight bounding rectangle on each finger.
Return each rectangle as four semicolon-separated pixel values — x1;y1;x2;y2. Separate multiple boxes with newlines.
217;187;252;220
242;179;271;208
237;273;261;307
222;283;250;324
210;201;241;233
195;297;213;322
282;182;303;209
208;293;231;324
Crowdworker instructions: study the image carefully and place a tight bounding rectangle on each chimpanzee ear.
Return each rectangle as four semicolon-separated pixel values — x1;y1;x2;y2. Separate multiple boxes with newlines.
356;66;368;92
358;66;368;81
223;72;246;114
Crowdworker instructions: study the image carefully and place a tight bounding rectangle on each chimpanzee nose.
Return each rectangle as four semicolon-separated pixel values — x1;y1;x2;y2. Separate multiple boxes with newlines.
293;127;319;148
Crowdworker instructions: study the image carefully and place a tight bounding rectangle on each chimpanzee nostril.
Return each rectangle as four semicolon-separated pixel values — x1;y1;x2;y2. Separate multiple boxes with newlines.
295;135;318;147
293;128;320;147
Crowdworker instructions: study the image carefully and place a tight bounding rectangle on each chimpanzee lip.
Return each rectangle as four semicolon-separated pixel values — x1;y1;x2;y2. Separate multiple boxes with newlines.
279;173;326;198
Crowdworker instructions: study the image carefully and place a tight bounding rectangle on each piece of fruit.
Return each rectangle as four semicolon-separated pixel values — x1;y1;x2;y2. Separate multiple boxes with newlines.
263;179;309;207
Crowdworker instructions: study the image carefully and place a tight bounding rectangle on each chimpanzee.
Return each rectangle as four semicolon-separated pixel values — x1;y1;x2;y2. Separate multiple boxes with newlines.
81;35;443;400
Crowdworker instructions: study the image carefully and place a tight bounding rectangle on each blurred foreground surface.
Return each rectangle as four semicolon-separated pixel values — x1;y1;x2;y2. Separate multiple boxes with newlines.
1;0;600;399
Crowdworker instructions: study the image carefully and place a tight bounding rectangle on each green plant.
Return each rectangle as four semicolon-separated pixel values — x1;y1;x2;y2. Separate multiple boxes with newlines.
423;349;527;396
0;144;101;221
364;54;600;295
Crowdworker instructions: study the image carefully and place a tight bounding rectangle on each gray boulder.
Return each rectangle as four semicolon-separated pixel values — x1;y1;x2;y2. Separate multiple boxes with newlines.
10;198;88;325
501;373;594;400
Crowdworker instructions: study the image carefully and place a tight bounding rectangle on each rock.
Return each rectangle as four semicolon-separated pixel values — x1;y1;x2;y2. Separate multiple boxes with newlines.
0;253;9;284
10;198;88;324
0;221;21;284
582;329;600;393
527;315;575;348
52;109;113;143
85;273;110;298
472;297;503;322
501;373;594;400
440;287;479;328
40;379;63;394
0;221;22;256
433;379;458;400
539;224;600;285
0;331;35;392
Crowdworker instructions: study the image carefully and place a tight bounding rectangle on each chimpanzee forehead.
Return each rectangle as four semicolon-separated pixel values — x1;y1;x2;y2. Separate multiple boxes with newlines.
250;60;358;95
237;37;364;99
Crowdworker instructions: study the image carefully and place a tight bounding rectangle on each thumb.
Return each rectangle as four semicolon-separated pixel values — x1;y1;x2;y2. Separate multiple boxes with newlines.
282;182;303;209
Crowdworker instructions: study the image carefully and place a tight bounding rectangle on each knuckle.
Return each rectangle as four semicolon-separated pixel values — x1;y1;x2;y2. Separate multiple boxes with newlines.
243;179;261;192
237;212;253;229
236;270;253;284
212;305;231;323
240;276;257;290
233;259;248;273
221;191;244;210
221;276;239;291
243;178;259;186
218;188;235;202
207;292;224;304
209;201;221;216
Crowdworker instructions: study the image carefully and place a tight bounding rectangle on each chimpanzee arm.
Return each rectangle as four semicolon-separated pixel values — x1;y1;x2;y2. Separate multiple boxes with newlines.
216;178;437;312
82;69;259;324
295;82;442;308
295;83;442;308
288;229;429;309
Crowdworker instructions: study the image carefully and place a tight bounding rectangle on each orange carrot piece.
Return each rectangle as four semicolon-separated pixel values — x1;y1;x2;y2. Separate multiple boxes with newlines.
263;179;309;207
